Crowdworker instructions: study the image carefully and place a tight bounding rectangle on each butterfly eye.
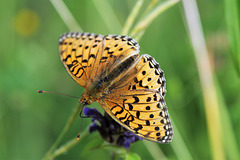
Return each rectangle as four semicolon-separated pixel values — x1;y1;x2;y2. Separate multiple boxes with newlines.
87;99;93;104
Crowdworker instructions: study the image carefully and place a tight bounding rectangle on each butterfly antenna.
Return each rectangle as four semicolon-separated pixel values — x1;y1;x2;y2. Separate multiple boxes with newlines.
77;104;85;140
38;90;81;99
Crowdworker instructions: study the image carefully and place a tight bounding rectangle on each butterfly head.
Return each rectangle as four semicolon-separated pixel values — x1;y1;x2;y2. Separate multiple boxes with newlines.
79;93;95;105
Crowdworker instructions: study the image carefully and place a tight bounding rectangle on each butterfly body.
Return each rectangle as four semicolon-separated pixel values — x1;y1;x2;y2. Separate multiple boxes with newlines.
59;32;173;143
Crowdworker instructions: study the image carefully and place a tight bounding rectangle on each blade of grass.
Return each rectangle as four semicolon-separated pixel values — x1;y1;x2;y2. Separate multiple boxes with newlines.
182;0;225;159
215;78;240;160
50;0;83;31
141;0;158;18
121;0;144;35
170;121;193;160
92;0;122;33
142;141;167;160
130;0;179;40
133;30;144;42
224;0;240;75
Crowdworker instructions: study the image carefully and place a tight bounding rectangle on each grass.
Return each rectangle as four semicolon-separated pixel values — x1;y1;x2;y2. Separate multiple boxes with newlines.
224;0;240;75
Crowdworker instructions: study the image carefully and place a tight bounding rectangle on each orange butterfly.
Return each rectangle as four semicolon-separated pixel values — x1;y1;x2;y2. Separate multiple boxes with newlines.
59;32;173;143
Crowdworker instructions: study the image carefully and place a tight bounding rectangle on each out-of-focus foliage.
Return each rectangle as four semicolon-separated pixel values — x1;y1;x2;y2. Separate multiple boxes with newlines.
0;0;239;159
224;0;240;75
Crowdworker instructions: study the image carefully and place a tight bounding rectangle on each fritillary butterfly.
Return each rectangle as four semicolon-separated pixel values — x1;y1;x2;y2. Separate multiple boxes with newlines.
59;32;173;143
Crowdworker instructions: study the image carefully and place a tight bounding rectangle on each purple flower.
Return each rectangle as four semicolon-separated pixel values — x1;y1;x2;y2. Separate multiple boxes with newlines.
117;132;143;149
83;107;142;149
84;107;106;124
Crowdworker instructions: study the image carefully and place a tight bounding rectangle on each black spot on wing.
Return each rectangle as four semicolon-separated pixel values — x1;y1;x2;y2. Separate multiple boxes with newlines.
119;113;128;120
136;111;140;118
133;96;139;103
63;55;71;62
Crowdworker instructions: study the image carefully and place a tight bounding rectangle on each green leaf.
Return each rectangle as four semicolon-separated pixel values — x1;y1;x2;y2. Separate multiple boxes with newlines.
80;135;104;157
125;152;141;160
99;144;127;154
224;0;240;75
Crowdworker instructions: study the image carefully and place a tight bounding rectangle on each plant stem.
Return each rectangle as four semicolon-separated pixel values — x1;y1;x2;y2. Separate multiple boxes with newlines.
42;103;83;160
141;0;158;18
50;0;83;31
121;0;144;35
170;121;193;160
132;30;144;42
182;0;225;159
143;141;167;160
49;129;89;159
130;0;179;39
92;0;122;33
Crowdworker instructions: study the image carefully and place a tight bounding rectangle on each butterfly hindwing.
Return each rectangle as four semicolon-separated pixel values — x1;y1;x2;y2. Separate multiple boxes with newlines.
100;55;173;143
100;90;172;143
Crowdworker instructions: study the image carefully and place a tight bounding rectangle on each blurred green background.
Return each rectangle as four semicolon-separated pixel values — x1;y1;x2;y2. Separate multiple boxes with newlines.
0;0;239;159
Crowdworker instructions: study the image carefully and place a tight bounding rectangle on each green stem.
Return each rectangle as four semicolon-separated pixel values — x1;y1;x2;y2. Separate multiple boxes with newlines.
42;103;83;160
130;0;179;39
141;0;158;18
49;129;90;159
143;141;167;160
182;0;225;159
50;0;83;31
121;0;144;35
170;121;193;160
132;30;144;42
92;0;122;33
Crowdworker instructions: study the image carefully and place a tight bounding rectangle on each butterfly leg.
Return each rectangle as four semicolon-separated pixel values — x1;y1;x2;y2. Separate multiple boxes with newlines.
79;105;89;118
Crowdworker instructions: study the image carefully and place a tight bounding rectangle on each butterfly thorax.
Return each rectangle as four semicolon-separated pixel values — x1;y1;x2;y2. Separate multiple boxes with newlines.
80;84;109;105
82;54;139;103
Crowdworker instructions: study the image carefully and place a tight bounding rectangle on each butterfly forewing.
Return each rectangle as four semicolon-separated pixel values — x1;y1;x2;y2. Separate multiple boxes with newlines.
59;32;140;89
59;33;94;87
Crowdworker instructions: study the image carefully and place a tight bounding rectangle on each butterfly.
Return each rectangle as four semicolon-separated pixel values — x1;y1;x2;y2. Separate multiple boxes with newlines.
59;32;173;143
